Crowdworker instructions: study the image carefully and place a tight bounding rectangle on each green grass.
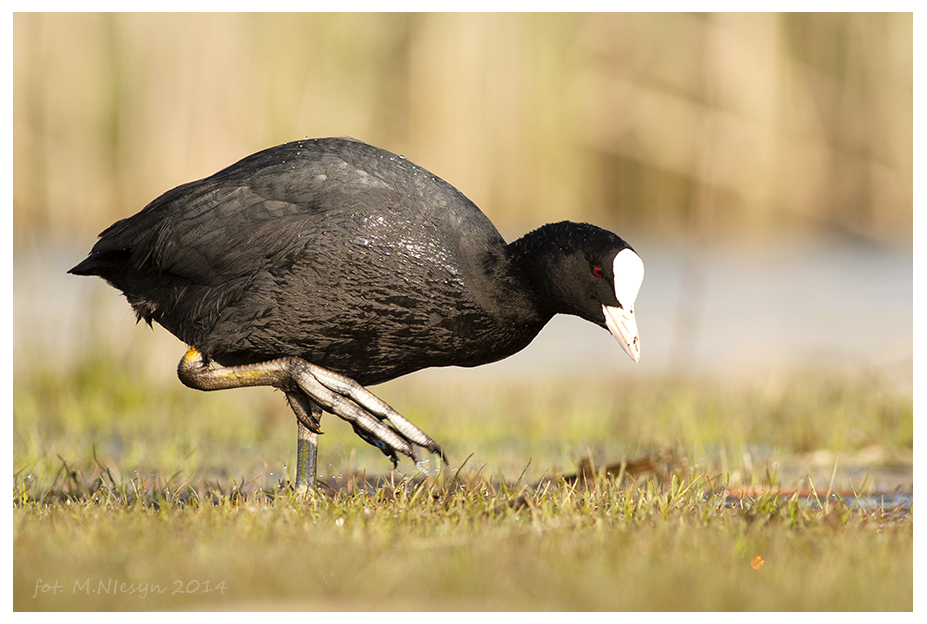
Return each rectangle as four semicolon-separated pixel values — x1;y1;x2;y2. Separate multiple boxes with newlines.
13;474;913;611
13;355;913;611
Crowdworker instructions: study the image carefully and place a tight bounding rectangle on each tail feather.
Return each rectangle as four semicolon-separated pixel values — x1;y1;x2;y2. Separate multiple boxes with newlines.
68;249;131;279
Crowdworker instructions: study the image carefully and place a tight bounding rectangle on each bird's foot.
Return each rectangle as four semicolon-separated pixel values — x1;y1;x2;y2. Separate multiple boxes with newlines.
177;348;447;473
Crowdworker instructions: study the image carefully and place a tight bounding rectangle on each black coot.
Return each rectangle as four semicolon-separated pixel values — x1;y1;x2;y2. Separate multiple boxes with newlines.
70;137;644;487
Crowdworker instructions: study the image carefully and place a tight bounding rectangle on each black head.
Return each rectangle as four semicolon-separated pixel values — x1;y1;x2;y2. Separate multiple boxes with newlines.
513;221;644;361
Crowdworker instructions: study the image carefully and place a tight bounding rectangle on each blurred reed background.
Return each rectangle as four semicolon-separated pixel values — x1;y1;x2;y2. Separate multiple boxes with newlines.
13;12;913;393
13;12;912;249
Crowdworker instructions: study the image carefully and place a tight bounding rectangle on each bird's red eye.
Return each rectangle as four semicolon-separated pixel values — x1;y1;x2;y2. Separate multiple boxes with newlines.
592;266;604;278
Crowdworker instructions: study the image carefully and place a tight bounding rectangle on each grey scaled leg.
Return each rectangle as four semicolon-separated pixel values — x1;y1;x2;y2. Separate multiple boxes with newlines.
284;390;322;493
176;348;446;490
296;421;319;493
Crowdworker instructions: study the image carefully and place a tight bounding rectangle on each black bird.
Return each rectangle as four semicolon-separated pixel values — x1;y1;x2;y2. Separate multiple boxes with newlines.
70;137;644;489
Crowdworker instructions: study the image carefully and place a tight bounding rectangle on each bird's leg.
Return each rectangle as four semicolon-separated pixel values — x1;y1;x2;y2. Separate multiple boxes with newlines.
285;391;322;493
296;422;319;494
176;348;446;483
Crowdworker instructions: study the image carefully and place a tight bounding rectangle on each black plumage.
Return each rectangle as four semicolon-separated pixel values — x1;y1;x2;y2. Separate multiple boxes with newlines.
70;137;644;482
